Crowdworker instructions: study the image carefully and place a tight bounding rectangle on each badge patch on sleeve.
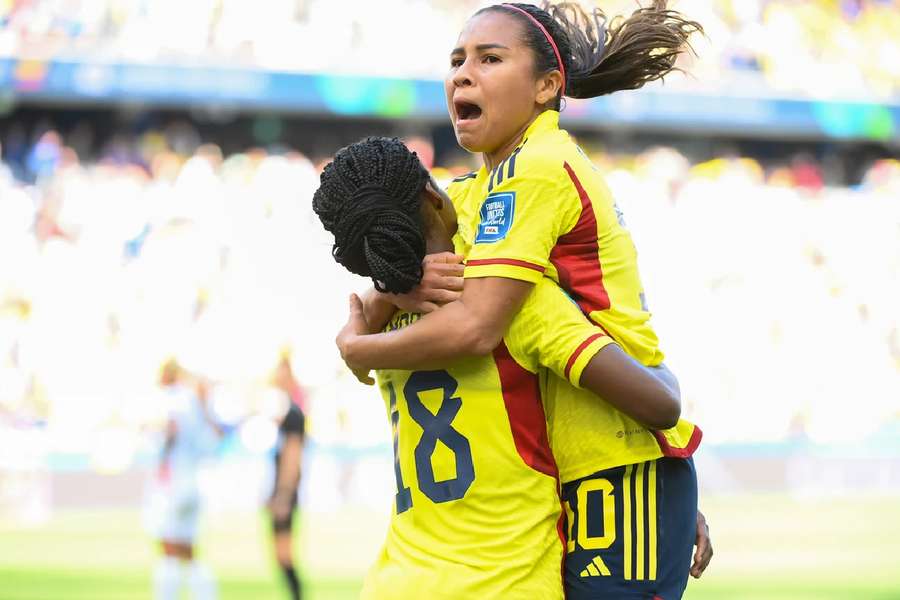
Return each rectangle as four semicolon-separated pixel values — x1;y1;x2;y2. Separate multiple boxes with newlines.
475;191;516;244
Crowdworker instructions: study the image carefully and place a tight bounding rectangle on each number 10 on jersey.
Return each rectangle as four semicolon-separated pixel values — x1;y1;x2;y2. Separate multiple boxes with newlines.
387;370;475;514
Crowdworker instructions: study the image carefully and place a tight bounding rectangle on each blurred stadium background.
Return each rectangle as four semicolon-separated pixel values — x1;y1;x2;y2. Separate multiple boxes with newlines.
1;0;899;598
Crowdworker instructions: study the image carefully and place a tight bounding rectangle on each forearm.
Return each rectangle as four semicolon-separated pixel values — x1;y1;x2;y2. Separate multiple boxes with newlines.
344;299;496;371
650;362;680;398
339;277;532;372
579;345;681;430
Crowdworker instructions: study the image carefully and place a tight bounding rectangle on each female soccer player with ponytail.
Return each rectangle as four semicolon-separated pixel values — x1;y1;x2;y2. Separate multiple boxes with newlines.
336;3;710;598
314;137;709;599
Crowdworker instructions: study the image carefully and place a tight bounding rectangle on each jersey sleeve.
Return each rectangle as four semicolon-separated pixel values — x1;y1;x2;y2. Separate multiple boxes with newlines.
464;160;581;283
506;278;616;388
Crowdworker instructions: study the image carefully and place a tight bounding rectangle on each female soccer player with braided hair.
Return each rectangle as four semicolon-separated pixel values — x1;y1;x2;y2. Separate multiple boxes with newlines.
316;137;711;599
314;137;697;599
335;3;710;597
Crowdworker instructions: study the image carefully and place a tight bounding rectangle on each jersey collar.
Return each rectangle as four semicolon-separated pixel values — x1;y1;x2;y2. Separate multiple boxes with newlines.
523;110;560;140
476;110;560;180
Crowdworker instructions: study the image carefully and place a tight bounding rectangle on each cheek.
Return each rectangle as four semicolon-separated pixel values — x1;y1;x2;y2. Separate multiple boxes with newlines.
444;78;455;112
484;75;533;124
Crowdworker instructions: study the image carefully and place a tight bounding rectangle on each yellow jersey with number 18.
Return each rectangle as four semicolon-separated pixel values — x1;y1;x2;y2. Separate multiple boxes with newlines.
361;244;614;600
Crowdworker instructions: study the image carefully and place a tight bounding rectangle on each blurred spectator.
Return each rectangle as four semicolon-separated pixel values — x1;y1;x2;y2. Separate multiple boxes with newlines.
147;359;221;600
2;0;900;100
264;352;307;600
0;121;897;450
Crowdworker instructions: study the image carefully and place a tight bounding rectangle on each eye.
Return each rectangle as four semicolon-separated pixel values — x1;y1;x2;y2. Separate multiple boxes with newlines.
450;57;464;68
483;55;501;64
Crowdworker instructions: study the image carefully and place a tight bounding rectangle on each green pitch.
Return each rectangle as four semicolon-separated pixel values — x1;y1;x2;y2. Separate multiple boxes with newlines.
2;494;898;599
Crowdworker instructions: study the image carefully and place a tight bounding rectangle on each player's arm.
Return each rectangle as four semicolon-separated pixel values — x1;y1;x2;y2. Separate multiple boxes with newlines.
578;345;680;430
521;280;680;430
338;170;572;371
339;276;533;371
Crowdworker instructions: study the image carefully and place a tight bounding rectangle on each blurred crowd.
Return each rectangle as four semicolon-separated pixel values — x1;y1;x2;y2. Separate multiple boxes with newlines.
1;121;898;464
2;0;900;101
0;123;389;489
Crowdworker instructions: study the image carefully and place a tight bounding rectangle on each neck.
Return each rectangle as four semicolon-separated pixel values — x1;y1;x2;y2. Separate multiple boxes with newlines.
425;228;454;254
482;110;541;171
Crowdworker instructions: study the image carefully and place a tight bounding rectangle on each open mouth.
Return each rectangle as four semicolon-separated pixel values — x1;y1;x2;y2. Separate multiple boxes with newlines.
454;100;483;123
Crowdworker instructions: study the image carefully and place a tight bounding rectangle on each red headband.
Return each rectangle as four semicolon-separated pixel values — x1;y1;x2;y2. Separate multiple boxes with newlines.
502;3;566;97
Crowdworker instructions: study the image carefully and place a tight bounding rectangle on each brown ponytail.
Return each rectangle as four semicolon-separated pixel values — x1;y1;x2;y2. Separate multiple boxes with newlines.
484;1;703;105
566;0;703;98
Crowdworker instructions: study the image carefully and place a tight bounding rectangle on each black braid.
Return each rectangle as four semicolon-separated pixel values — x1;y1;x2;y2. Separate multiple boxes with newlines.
312;137;430;294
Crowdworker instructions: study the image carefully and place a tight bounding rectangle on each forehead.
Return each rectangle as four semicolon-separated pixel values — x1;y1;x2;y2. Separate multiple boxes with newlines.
454;10;526;50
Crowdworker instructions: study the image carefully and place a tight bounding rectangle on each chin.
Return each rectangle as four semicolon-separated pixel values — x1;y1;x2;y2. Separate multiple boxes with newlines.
455;133;485;154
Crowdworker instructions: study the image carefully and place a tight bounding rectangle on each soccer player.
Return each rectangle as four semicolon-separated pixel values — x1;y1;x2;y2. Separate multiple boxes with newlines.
152;359;221;600
266;352;306;600
335;3;708;597
313;137;697;599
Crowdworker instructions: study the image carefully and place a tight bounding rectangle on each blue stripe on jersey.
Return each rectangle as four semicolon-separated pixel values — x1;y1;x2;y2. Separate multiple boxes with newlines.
452;172;477;183
496;158;507;186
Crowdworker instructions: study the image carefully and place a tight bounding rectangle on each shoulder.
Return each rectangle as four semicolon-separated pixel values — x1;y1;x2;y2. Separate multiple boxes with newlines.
487;135;575;194
447;171;479;199
451;171;478;184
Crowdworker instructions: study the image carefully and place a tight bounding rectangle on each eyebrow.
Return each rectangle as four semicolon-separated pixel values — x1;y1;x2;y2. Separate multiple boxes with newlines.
450;43;511;54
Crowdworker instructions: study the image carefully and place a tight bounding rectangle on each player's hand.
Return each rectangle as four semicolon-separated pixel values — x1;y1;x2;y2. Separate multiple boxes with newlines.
389;252;465;314
691;509;713;578
336;294;375;384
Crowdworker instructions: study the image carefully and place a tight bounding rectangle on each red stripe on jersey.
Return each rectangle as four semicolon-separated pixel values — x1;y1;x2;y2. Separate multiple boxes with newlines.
493;342;558;479
652;425;703;458
494;340;568;588
552;163;611;319
466;258;545;273
564;332;607;381
557;499;567;593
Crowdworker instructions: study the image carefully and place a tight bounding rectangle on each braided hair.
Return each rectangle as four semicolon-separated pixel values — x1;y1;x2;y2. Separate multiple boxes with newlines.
479;1;703;109
312;137;430;294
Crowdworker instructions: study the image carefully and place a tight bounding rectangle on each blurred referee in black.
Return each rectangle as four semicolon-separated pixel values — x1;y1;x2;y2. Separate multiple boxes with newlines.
267;351;307;600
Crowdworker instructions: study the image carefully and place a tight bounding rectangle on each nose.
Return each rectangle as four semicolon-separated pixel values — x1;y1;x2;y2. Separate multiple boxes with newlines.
452;58;474;89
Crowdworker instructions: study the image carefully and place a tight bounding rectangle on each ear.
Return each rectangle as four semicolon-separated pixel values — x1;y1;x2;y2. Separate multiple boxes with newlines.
535;70;563;106
423;178;444;210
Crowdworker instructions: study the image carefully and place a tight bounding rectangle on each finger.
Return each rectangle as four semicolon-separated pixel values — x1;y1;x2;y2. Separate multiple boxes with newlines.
690;548;702;577
431;262;466;277
430;289;462;304
439;276;465;291
436;262;466;275
424;252;465;264
354;370;375;386
353;366;374;385
417;302;440;314
691;536;711;578
421;271;463;291
349;293;364;314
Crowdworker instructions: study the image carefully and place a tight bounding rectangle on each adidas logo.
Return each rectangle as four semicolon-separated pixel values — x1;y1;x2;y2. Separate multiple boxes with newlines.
580;556;611;577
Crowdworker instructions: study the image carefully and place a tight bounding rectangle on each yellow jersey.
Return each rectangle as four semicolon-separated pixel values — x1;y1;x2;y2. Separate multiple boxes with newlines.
447;110;701;483
362;258;614;599
451;109;662;366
